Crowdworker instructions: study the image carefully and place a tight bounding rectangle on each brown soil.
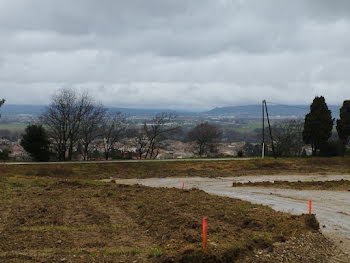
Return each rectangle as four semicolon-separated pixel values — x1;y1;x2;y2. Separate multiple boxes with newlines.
1;157;350;180
232;179;350;191
0;176;343;262
242;232;347;263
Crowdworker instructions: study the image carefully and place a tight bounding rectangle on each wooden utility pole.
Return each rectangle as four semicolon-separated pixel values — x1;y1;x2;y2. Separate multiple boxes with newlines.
262;100;265;158
262;100;276;158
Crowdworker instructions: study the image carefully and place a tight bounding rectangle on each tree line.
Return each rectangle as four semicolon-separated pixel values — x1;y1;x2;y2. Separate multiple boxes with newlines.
1;91;350;161
303;96;350;156
261;96;350;157
0;99;10;160
16;88;222;161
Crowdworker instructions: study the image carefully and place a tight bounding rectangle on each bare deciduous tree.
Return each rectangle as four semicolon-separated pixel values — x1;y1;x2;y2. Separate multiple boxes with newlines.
101;112;127;160
188;122;221;156
79;105;106;160
143;113;179;159
67;91;94;160
129;126;148;159
272;120;304;157
41;88;95;161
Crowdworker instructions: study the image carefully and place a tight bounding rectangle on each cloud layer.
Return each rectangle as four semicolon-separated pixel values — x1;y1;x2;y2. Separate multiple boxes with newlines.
1;0;349;109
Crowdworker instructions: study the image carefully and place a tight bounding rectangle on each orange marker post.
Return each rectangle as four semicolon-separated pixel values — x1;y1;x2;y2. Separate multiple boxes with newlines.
182;181;184;190
202;217;207;252
309;200;312;214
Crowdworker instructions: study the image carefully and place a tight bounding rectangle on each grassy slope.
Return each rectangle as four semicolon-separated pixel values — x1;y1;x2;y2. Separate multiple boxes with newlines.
1;157;350;180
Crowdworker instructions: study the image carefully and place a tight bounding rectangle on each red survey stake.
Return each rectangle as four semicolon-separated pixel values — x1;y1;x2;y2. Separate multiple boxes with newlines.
202;217;207;252
309;200;312;214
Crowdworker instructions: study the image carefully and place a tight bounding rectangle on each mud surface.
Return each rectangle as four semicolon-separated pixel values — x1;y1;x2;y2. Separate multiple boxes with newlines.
232;179;350;190
2;177;344;262
230;174;350;183
114;175;350;257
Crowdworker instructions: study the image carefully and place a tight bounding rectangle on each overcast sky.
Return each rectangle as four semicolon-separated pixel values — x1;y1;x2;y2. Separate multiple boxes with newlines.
0;0;349;110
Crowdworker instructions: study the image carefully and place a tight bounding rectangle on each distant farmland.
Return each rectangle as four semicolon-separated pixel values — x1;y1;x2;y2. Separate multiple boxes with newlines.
0;123;27;131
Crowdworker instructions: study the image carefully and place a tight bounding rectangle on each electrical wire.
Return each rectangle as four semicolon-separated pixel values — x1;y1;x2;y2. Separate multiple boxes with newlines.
265;101;309;111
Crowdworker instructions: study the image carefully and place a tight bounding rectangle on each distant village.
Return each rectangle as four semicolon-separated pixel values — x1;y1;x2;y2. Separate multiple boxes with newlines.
0;136;248;161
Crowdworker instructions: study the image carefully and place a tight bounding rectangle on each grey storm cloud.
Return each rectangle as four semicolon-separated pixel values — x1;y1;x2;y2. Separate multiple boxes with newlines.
0;0;350;110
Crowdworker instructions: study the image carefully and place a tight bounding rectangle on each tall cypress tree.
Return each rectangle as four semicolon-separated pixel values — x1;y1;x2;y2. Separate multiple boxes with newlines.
302;96;333;155
0;99;5;119
336;100;350;155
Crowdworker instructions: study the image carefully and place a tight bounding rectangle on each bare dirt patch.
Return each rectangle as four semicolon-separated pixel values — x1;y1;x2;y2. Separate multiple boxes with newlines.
0;176;343;262
115;176;350;258
232;179;350;191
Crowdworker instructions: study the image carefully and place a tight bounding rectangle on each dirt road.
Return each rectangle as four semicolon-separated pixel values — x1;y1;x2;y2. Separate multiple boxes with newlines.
114;175;350;256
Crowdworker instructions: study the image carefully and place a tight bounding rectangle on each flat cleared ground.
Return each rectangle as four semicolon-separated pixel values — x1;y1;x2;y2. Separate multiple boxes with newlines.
1;158;350;262
2;177;341;262
114;175;350;257
0;123;27;130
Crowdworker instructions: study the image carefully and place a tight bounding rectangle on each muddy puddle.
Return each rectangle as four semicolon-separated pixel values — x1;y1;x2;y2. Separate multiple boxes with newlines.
113;175;350;255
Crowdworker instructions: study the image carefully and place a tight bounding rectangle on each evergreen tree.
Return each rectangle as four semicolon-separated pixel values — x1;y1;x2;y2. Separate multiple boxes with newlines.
0;99;5;119
302;96;333;155
336;100;350;155
20;124;51;161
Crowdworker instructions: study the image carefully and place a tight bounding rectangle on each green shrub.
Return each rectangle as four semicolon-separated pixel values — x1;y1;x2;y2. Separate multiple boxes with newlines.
0;148;11;160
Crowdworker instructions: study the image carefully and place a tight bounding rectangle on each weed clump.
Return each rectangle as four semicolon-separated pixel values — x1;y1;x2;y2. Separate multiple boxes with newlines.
148;247;164;258
136;201;144;209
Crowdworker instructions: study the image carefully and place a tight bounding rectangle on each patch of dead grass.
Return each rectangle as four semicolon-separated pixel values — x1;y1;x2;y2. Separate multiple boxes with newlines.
1;157;350;181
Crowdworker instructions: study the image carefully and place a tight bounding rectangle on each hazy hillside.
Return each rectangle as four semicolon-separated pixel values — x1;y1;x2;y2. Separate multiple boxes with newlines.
1;104;46;116
1;104;341;119
207;105;340;118
0;104;190;117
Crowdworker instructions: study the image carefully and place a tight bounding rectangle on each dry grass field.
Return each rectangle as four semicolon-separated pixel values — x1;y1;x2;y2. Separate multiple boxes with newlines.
1;157;350;180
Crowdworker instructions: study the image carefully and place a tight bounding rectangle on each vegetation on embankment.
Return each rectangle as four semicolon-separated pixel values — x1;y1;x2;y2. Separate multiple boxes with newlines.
233;179;350;191
1;157;350;180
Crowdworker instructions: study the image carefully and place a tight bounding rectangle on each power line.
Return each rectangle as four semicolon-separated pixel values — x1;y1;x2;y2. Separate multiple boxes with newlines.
265;101;310;111
261;101;310;159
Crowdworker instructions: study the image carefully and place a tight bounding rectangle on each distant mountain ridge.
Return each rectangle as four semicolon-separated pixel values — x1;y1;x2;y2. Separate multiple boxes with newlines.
206;105;341;118
1;104;46;116
0;104;190;117
1;104;341;118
